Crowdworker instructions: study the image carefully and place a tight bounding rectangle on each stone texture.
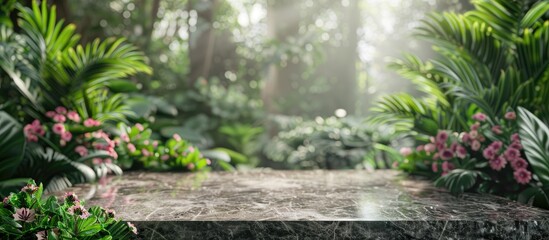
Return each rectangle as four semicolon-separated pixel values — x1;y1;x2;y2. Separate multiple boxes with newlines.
51;170;549;239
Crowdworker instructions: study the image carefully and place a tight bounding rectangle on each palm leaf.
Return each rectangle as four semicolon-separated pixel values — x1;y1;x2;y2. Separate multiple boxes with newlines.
16;146;96;193
0;111;25;180
518;107;549;186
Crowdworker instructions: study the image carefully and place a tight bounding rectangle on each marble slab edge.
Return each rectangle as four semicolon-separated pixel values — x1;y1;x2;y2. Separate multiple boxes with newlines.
132;220;549;239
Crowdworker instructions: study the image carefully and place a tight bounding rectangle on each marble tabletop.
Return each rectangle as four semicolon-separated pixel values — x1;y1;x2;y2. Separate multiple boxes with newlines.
50;170;549;239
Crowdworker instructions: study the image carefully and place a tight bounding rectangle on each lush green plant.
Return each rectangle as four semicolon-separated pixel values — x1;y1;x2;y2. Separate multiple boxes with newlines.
0;110;105;196
399;110;549;208
115;123;213;171
0;1;150;120
371;0;549;135
1;180;137;239
264;116;372;169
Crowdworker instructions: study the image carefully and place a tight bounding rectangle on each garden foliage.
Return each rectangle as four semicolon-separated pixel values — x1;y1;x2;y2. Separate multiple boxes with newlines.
0;1;213;196
375;0;549;208
1;180;137;239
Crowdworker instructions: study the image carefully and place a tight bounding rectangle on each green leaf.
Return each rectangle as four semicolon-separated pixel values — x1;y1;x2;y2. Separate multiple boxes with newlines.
106;79;140;93
0;111;25;180
518;107;549;186
434;169;487;194
78;216;101;236
518;186;549;209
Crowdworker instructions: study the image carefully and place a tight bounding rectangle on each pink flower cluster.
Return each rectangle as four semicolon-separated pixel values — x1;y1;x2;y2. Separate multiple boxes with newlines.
23;120;45;142
88;130;119;165
411;131;465;176
45;107;99;146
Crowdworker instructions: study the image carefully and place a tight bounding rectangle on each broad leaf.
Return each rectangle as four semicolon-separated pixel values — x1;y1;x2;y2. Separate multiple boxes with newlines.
0;111;25;180
518;107;549;186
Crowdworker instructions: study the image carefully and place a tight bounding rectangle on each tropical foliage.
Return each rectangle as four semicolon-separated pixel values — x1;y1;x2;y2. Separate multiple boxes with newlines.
375;0;549;209
371;0;549;134
0;1;214;195
264;116;373;169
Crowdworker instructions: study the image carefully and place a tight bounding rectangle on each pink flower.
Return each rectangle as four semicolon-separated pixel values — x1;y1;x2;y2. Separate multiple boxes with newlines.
424;143;436;153
173;134;182;141
514;168;532;184
469;130;478;139
470;122;481;131
206;159;212;165
472;113;487;122
127;222;138;234
482;147;496;160
504;148;521;162
121;134;130;142
67;204;90;219
489;141;503;151
45;111;56;118
13;208;35;222
21;184;38;193
75;146;89;157
135;123;144;131
24;120;46;142
436;131;449;143
509;142;522;150
489;155;507;171
127;143;136;152
442;161;455;172
161;154;170;161
55;106;67;114
416;145;424;152
471;140;481;151
400;147;413;157
432;163;438;172
26;134;38;142
61;131;72;141
462;132;471;143
187;163;195;170
505;112;516;120
188;146;195;152
491;125;503;135
456;145;467;159
511;133;521;142
92;158;103;165
53;114;66;123
84;118;100;127
52;123;65;135
450;142;458;152
439;149;454;160
432;153;440;161
144;140;150;145
63;192;79;204
36;231;47;240
152;140;159;148
3;196;10;207
67;111;81;122
104;158;113;164
511;158;528;170
141;148;151;157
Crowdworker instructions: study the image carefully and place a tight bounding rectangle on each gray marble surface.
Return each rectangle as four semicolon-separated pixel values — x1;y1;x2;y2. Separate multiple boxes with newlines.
50;170;549;239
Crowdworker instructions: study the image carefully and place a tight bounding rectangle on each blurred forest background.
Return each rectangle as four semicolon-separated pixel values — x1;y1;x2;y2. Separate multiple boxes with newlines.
10;0;473;168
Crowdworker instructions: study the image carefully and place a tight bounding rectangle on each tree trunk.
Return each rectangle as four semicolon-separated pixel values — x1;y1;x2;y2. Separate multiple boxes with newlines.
263;0;302;115
188;0;218;88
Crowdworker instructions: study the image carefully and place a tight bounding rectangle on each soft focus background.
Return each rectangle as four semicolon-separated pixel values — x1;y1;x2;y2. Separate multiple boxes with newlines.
28;0;471;169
